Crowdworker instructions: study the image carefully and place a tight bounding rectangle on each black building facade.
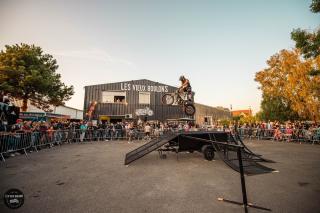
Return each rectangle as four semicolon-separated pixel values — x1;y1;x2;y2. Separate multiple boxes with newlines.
84;79;186;122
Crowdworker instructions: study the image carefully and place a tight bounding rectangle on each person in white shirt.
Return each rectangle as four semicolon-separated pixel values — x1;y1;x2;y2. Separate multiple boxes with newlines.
144;123;152;140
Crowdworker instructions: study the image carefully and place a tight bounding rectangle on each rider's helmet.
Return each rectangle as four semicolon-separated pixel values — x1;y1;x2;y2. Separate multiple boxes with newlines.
179;75;185;81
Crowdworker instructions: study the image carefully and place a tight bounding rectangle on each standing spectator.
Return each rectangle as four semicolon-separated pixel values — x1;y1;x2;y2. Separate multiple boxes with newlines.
125;123;130;139
247;124;253;140
80;121;87;142
144;123;151;140
22;121;31;132
273;127;282;141
47;126;54;146
39;121;48;145
183;123;190;132
115;122;122;140
154;126;160;137
314;125;320;141
128;123;135;142
111;123;116;139
159;123;164;135
284;125;293;142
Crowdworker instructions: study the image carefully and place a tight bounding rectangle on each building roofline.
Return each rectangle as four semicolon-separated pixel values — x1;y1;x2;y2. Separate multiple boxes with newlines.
84;79;178;88
231;109;251;111
60;105;83;111
194;102;230;111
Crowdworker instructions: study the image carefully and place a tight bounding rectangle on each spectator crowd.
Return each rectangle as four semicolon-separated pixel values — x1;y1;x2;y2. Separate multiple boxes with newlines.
2;118;320;142
230;121;320;143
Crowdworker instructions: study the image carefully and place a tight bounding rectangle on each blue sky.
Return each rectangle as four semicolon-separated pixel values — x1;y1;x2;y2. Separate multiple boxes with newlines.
0;0;319;113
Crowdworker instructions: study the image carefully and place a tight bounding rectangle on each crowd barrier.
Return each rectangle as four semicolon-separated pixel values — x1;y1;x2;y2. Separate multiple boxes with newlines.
234;127;320;143
0;128;166;161
0;127;319;162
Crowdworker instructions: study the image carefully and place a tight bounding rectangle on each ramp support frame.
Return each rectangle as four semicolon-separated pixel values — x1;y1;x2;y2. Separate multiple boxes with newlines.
174;135;272;212
218;147;271;212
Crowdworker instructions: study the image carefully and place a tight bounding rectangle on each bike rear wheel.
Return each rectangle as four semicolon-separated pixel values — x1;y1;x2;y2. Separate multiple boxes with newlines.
184;103;196;116
162;94;174;105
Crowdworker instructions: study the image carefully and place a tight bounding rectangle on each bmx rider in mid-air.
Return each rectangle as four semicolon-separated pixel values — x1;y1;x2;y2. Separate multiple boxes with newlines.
178;75;192;102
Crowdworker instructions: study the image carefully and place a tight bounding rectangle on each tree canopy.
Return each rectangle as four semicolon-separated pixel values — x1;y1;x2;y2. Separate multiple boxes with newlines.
0;43;74;111
310;0;320;13
257;95;299;122
291;0;320;60
255;49;320;121
291;28;320;59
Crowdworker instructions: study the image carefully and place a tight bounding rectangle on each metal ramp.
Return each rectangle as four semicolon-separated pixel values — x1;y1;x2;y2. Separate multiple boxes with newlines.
233;132;275;163
124;133;179;165
125;131;275;175
182;133;275;175
212;142;275;175
209;133;275;175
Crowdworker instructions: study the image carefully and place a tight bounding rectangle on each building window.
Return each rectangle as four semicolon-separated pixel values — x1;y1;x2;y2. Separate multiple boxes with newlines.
114;96;125;103
139;92;150;104
204;116;212;125
102;91;126;103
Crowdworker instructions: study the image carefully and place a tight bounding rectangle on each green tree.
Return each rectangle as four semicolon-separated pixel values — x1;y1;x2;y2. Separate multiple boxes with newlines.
291;28;320;59
258;95;299;122
291;0;320;60
310;0;320;13
0;43;74;111
239;115;258;125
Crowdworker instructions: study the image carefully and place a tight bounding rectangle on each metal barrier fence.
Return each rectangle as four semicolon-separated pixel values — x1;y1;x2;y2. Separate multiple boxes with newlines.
234;127;320;143
0;128;165;161
1;127;319;162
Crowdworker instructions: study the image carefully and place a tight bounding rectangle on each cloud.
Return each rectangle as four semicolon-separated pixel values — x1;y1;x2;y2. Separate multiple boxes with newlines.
52;48;136;68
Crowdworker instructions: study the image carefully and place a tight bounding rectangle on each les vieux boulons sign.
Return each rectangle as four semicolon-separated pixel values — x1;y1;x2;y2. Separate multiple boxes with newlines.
120;83;169;93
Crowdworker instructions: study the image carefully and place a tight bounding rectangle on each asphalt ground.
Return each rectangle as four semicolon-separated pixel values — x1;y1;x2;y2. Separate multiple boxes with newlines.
0;139;320;213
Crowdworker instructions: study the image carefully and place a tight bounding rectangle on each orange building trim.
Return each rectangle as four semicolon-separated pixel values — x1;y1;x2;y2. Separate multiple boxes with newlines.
231;109;252;117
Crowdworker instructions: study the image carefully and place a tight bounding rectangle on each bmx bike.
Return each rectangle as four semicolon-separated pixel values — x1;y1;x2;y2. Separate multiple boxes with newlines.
161;90;196;116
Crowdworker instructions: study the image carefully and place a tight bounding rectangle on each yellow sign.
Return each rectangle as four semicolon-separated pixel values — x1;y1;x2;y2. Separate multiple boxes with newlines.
99;115;110;121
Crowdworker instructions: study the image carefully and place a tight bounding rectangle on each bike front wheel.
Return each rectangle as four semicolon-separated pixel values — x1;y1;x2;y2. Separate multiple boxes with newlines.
162;94;174;105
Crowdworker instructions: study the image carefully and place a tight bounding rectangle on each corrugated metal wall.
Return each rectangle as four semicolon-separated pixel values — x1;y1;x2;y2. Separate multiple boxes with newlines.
84;79;185;121
194;103;231;125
